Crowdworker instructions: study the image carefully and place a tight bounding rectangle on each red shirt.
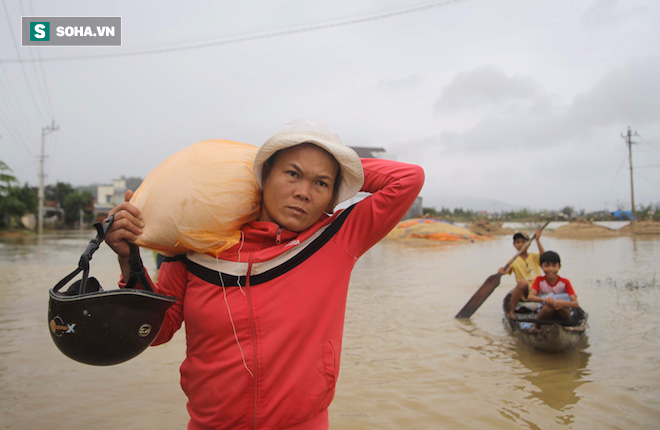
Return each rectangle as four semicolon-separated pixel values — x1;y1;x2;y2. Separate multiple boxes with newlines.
531;275;576;297
149;158;424;430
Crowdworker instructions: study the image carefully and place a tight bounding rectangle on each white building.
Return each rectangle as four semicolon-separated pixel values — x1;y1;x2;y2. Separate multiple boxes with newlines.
95;177;128;216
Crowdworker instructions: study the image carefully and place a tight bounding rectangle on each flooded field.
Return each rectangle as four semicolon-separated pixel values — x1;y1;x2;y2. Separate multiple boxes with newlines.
1;224;658;429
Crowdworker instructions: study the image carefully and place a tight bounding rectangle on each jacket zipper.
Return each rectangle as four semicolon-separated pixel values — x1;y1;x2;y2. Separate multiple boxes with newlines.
246;252;259;430
248;225;281;428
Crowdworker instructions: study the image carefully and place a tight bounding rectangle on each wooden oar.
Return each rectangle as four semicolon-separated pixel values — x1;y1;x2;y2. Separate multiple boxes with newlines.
455;220;551;319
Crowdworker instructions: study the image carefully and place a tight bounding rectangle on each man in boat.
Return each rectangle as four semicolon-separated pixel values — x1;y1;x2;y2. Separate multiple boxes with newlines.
498;230;545;318
527;250;579;323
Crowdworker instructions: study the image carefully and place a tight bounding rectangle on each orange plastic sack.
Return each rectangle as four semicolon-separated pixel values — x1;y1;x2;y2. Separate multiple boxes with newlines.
130;139;261;256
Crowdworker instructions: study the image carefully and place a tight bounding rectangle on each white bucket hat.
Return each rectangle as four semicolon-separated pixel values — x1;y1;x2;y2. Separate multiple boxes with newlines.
254;119;364;206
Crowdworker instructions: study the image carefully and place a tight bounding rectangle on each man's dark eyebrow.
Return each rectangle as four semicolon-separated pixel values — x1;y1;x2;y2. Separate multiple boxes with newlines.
286;162;302;171
286;162;335;182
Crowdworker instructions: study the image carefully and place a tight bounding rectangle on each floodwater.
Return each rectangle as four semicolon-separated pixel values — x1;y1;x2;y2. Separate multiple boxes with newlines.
1;223;659;429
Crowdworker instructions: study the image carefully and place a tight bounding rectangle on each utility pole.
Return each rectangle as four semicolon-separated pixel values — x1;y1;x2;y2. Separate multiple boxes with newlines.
621;126;638;222
38;120;59;235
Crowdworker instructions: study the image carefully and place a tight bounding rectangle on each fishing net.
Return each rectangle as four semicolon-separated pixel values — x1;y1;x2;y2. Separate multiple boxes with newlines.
130;139;262;256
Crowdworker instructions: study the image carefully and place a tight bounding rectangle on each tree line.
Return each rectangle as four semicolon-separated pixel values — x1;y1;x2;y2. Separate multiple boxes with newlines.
2;159;657;231
1;160;95;229
423;203;659;223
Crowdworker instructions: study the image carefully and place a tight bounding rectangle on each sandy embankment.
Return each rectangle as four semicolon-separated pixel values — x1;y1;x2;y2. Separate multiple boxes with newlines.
467;220;514;236
386;219;516;243
386;218;490;243
619;220;660;235
386;218;660;243
547;219;660;238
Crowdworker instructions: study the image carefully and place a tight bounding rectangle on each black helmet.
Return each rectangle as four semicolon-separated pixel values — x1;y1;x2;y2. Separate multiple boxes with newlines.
48;216;177;366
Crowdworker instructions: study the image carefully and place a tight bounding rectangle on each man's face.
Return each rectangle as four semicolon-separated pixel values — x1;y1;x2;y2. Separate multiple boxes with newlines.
259;144;338;232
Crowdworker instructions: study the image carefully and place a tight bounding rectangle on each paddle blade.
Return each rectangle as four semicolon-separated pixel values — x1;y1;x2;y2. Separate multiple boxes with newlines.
455;273;502;319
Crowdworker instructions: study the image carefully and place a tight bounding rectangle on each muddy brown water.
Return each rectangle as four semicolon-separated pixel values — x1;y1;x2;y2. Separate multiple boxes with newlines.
1;223;658;429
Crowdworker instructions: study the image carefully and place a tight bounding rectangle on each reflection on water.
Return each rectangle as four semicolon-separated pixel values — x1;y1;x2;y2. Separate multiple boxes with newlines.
512;332;591;412
1;229;659;429
451;318;590;427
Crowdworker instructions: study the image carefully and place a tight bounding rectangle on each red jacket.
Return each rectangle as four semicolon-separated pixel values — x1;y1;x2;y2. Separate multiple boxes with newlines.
150;158;424;429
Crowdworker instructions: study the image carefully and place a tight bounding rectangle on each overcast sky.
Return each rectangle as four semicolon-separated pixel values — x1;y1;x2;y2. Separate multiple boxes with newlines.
2;0;659;212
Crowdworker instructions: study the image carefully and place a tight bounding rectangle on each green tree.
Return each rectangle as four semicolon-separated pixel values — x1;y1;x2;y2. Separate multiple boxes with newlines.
17;184;38;214
0;161;27;228
636;203;660;221
62;190;93;226
45;182;74;208
560;206;575;218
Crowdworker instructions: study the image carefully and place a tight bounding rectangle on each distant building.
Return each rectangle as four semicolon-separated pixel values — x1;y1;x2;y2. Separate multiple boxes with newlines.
94;176;129;219
43;201;65;228
611;210;633;221
96;185;114;208
351;146;388;159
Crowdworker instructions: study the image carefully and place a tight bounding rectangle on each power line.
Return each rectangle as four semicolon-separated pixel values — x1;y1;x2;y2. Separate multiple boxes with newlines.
0;0;466;63
0;115;34;159
0;65;39;155
1;0;49;122
606;147;627;207
635;170;660;191
635;140;660;163
24;0;55;118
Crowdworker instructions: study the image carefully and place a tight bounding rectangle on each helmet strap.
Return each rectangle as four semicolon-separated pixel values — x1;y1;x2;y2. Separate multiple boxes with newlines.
124;244;154;292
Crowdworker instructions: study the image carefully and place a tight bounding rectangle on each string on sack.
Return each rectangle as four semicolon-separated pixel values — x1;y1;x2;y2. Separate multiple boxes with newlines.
236;230;246;296
215;254;253;378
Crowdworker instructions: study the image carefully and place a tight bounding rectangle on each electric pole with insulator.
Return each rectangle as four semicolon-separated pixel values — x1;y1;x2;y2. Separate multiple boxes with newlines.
38;120;59;235
621;126;638;222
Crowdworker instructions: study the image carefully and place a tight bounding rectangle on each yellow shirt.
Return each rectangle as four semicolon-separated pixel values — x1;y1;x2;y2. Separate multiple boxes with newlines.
510;252;541;286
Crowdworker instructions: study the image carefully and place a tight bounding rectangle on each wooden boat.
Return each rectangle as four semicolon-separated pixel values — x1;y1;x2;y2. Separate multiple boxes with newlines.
503;290;588;352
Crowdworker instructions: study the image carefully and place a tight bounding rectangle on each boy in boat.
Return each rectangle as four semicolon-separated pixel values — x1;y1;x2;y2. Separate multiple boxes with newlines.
498;230;545;318
527;251;579;324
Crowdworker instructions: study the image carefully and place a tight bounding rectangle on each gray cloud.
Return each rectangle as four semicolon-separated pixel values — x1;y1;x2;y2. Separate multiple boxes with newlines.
582;0;649;27
434;65;541;113
1;0;658;211
566;58;660;127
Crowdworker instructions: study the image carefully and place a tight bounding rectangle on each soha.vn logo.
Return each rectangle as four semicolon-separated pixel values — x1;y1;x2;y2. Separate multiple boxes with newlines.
30;22;50;41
